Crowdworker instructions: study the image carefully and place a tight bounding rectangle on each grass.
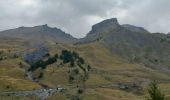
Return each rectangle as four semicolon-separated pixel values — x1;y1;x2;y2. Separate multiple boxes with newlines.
47;93;68;100
39;65;69;87
0;95;39;100
73;42;170;100
83;88;143;100
0;59;40;91
0;41;170;100
45;42;170;100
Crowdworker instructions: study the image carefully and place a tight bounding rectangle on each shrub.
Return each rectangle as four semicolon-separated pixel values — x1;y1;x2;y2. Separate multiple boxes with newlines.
0;57;3;61
78;57;84;64
54;54;58;58
28;54;58;71
13;54;19;58
60;50;74;63
74;68;79;75
6;85;10;89
46;57;57;65
146;80;166;100
45;53;50;57
38;72;44;79
70;61;75;67
78;88;83;94
69;75;74;82
87;65;91;71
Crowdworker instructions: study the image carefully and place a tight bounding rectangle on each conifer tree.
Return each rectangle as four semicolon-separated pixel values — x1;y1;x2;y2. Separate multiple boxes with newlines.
146;80;166;100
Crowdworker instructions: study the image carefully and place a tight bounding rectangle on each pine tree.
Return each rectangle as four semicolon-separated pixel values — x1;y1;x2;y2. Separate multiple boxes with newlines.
146;80;166;100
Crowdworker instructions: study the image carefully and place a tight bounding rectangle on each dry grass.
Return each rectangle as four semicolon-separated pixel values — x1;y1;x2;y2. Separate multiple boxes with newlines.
0;41;170;100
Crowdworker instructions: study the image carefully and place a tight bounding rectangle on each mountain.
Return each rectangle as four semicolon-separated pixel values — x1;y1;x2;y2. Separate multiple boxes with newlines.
78;18;121;43
0;18;170;72
121;24;149;33
79;18;170;72
0;24;77;44
1;18;170;100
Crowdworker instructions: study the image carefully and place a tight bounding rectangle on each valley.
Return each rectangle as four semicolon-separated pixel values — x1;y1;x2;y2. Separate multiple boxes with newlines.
0;18;170;100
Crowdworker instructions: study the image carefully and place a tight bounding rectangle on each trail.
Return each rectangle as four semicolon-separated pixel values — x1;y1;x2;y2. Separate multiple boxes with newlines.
0;88;58;100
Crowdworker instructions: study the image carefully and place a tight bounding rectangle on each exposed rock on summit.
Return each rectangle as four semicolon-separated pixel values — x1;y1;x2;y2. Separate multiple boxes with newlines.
0;24;77;44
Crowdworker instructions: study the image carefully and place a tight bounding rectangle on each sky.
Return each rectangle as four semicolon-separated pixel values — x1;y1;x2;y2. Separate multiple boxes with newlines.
0;0;170;38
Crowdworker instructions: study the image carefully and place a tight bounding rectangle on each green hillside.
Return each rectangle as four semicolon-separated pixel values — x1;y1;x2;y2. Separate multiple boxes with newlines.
0;18;170;100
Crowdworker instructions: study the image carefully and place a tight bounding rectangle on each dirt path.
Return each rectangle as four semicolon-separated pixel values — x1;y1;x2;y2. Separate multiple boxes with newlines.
0;88;58;100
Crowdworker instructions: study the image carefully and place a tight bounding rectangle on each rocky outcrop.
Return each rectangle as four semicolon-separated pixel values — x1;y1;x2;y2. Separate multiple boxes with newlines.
78;18;121;43
78;18;170;72
122;24;149;33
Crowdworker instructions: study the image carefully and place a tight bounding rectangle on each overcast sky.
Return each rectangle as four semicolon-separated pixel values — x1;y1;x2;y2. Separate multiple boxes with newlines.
0;0;170;38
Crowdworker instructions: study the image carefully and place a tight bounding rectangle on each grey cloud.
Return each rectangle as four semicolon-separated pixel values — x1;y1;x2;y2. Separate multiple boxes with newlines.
0;0;170;38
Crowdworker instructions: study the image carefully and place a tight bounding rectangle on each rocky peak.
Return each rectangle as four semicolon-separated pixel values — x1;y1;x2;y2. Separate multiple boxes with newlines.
36;24;48;27
34;24;51;31
30;24;66;34
90;18;120;34
78;18;121;43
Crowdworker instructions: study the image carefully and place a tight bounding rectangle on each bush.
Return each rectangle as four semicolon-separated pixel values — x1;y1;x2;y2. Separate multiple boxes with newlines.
38;72;44;79
70;61;75;67
46;57;57;65
28;54;58;71
60;50;83;64
60;50;74;63
45;53;50;57
74;68;79;75
78;57;84;64
19;62;23;68
146;80;166;100
54;54;58;58
6;85;10;89
87;65;91;71
13;54;19;58
69;75;74;82
78;88;83;94
0;57;3;61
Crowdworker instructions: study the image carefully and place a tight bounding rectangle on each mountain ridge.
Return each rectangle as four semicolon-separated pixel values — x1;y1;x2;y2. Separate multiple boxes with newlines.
1;18;170;99
1;18;170;68
77;18;170;73
0;24;77;44
0;18;169;43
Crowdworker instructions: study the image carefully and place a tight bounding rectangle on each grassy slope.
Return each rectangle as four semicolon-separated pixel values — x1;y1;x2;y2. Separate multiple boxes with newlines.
0;59;40;91
0;41;170;100
45;42;170;99
73;42;170;100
